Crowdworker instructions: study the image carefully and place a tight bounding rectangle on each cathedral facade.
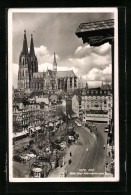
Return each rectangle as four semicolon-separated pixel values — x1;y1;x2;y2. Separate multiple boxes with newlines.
18;31;78;92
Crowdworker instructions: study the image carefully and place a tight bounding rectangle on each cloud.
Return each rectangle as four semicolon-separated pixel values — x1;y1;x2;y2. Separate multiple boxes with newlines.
74;44;93;57
82;64;112;82
74;43;111;58
35;45;59;65
93;43;111;56
12;43;112;89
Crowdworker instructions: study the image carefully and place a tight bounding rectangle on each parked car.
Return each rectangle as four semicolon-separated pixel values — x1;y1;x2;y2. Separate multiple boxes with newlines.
68;136;74;141
13;155;22;163
104;127;109;132
59;143;66;149
77;123;81;127
20;154;30;161
75;120;81;127
27;153;36;158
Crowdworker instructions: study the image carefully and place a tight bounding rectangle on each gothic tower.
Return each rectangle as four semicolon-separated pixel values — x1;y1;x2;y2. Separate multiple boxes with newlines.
18;30;30;89
53;52;57;71
29;34;38;87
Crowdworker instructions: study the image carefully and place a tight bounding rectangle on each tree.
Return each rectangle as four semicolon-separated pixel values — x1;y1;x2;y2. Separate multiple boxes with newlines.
13;121;22;133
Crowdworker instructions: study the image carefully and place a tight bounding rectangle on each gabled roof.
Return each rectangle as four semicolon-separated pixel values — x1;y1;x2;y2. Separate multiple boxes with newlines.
57;70;75;78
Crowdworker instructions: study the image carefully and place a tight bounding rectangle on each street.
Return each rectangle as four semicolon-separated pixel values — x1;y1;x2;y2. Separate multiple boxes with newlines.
65;123;107;177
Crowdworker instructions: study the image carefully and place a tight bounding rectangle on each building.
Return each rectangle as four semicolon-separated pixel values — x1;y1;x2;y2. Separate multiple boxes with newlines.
18;31;38;89
81;88;112;124
18;31;78;92
72;95;79;118
13;98;42;132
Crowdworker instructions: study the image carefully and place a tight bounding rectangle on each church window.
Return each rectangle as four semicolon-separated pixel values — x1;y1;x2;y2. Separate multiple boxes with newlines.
70;78;72;87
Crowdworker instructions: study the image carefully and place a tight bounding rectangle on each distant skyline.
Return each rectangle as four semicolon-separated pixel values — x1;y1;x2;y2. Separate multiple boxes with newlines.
11;10;114;88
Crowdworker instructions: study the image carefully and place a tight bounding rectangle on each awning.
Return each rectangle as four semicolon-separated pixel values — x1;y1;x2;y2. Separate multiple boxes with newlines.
13;131;26;138
35;126;41;131
49;122;53;127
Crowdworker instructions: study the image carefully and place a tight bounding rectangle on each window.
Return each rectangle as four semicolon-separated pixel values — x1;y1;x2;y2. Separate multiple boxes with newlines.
70;78;72;87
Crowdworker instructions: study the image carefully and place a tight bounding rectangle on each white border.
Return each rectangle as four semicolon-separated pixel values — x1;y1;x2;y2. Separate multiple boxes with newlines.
8;8;119;182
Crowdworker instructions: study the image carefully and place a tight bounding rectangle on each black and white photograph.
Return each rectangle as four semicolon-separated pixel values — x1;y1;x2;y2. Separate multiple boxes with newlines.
8;8;119;182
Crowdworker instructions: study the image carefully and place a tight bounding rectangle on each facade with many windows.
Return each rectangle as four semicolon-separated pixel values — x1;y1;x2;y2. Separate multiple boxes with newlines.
81;89;112;123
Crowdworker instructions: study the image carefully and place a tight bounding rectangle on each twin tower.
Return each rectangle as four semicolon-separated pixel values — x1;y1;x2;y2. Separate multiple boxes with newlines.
18;30;57;89
18;30;38;89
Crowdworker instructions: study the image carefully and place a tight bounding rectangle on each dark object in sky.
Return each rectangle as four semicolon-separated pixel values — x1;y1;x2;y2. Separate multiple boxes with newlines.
75;19;114;46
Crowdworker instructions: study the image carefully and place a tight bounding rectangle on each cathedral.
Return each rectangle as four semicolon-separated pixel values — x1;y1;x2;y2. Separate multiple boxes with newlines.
18;31;78;92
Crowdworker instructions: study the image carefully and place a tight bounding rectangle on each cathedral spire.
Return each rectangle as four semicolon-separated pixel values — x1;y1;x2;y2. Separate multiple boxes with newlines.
30;34;35;56
53;52;57;71
21;30;28;55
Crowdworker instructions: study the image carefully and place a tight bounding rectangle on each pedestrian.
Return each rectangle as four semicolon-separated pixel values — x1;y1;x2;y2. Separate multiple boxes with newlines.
65;170;68;177
69;158;72;164
70;152;72;157
103;145;105;149
97;133;98;137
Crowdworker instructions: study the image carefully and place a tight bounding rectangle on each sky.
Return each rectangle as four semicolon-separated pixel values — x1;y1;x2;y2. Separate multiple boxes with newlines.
12;10;114;88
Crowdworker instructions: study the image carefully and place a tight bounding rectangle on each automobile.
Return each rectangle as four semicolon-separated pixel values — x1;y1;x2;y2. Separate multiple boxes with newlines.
27;153;36;158
68;136;74;141
20;154;30;161
45;147;51;152
75;120;81;127
59;143;66;149
104;127;109;132
77;123;81;127
13;155;22;163
86;147;89;152
74;120;78;125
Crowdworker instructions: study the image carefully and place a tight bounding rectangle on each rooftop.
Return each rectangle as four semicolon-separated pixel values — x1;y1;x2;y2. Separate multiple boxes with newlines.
76;19;114;34
75;19;114;46
57;70;76;78
33;72;46;78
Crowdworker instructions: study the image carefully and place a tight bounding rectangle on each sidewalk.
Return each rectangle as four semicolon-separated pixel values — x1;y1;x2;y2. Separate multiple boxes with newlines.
82;125;96;139
48;143;77;177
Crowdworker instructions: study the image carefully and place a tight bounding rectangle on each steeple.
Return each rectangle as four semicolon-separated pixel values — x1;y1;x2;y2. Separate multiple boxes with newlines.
53;52;57;71
21;30;28;55
30;34;35;56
